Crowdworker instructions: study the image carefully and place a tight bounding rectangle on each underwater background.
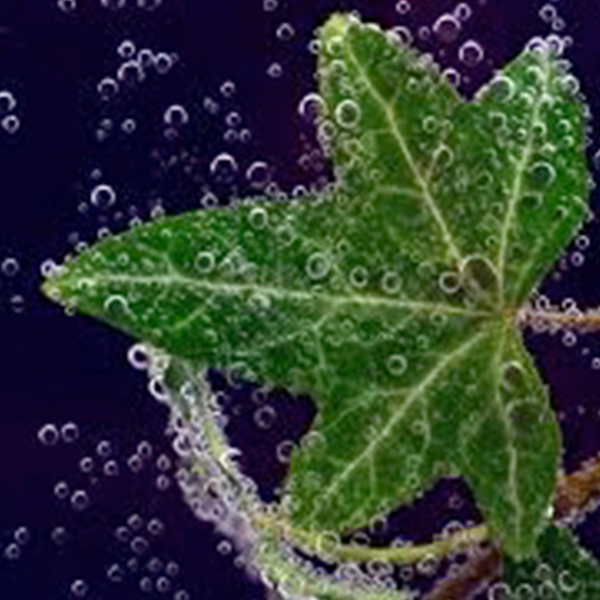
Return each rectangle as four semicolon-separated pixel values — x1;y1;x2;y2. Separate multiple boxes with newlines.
1;0;600;599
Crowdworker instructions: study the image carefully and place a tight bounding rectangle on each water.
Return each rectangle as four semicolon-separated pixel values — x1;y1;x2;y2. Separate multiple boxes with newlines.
2;1;600;599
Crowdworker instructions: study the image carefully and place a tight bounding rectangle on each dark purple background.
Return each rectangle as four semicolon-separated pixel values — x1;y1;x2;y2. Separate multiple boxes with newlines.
1;1;600;599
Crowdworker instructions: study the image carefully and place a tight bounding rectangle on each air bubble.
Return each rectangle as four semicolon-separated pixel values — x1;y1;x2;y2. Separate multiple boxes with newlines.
137;440;153;458
103;460;120;476
154;53;173;75
454;2;472;21
335;99;361;128
117;40;136;59
306;252;330;280
57;0;77;12
107;563;125;582
79;457;94;473
487;76;515;102
156;576;171;593
131;536;149;555
395;0;411;14
103;295;130;317
61;422;80;443
276;23;295;41
38;423;60;446
458;40;485;67
246;162;271;190
267;62;283;78
156;474;171;491
381;271;402;294
164;105;189;127
90;184;116;208
349;266;368;288
128;513;144;531
276;440;295;463
432;14;461;44
247;207;269;230
98;77;119;100
390;26;413;47
386;354;407;376
2;115;20;134
147;518;165;537
165;560;179;577
174;591;190;600
539;4;557;23
70;579;89;597
298;92;325;122
263;0;278;11
14;526;31;546
156;454;172;471
54;481;70;499
139;576;153;592
128;453;144;472
117;60;144;85
254;405;276;429
4;543;21;560
529;161;556;188
51;526;69;546
96;439;113;458
70;489;90;511
210;153;238;182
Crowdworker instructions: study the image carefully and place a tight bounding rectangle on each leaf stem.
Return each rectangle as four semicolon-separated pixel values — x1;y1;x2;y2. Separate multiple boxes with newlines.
251;511;491;564
517;307;600;333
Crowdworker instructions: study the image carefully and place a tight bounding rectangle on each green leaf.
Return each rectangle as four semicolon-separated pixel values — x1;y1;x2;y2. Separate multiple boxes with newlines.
41;13;590;560
503;525;600;598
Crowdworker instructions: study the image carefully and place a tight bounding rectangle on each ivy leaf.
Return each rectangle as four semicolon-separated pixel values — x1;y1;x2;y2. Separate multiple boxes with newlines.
503;525;600;597
40;13;590;560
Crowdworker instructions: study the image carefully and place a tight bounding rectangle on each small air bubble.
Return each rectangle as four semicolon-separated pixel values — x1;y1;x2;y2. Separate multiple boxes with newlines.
79;457;94;473
2;115;20;134
131;536;149;555
454;2;472;21
267;62;283;78
103;460;120;476
276;23;295;41
70;490;90;511
97;77;119;100
432;14;461;44
14;526;31;546
395;0;411;14
386;354;408;376
137;440;153;458
298;92;325;122
139;576;153;592
164;105;189;127
165;560;179;577
70;579;88;598
154;52;173;75
334;99;361;129
458;40;485;67
128;453;144;472
37;423;60;446
61;422;80;443
96;439;113;458
156;576;171;593
4;543;21;560
117;40;136;59
147;518;165;537
156;454;172;471
51;526;69;546
107;563;125;583
254;405;276;429
91;184;117;209
263;0;278;12
246;162;271;190
156;474;171;491
276;440;295;463
54;481;70;500
306;252;330;280
220;80;236;97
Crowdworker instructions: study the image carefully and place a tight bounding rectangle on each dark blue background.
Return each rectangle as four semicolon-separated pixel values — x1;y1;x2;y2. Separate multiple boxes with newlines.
1;1;600;599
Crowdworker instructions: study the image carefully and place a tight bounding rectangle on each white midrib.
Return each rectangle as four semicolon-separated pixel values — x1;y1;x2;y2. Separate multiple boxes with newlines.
345;36;463;265
67;272;489;317
308;328;489;521
497;52;550;303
